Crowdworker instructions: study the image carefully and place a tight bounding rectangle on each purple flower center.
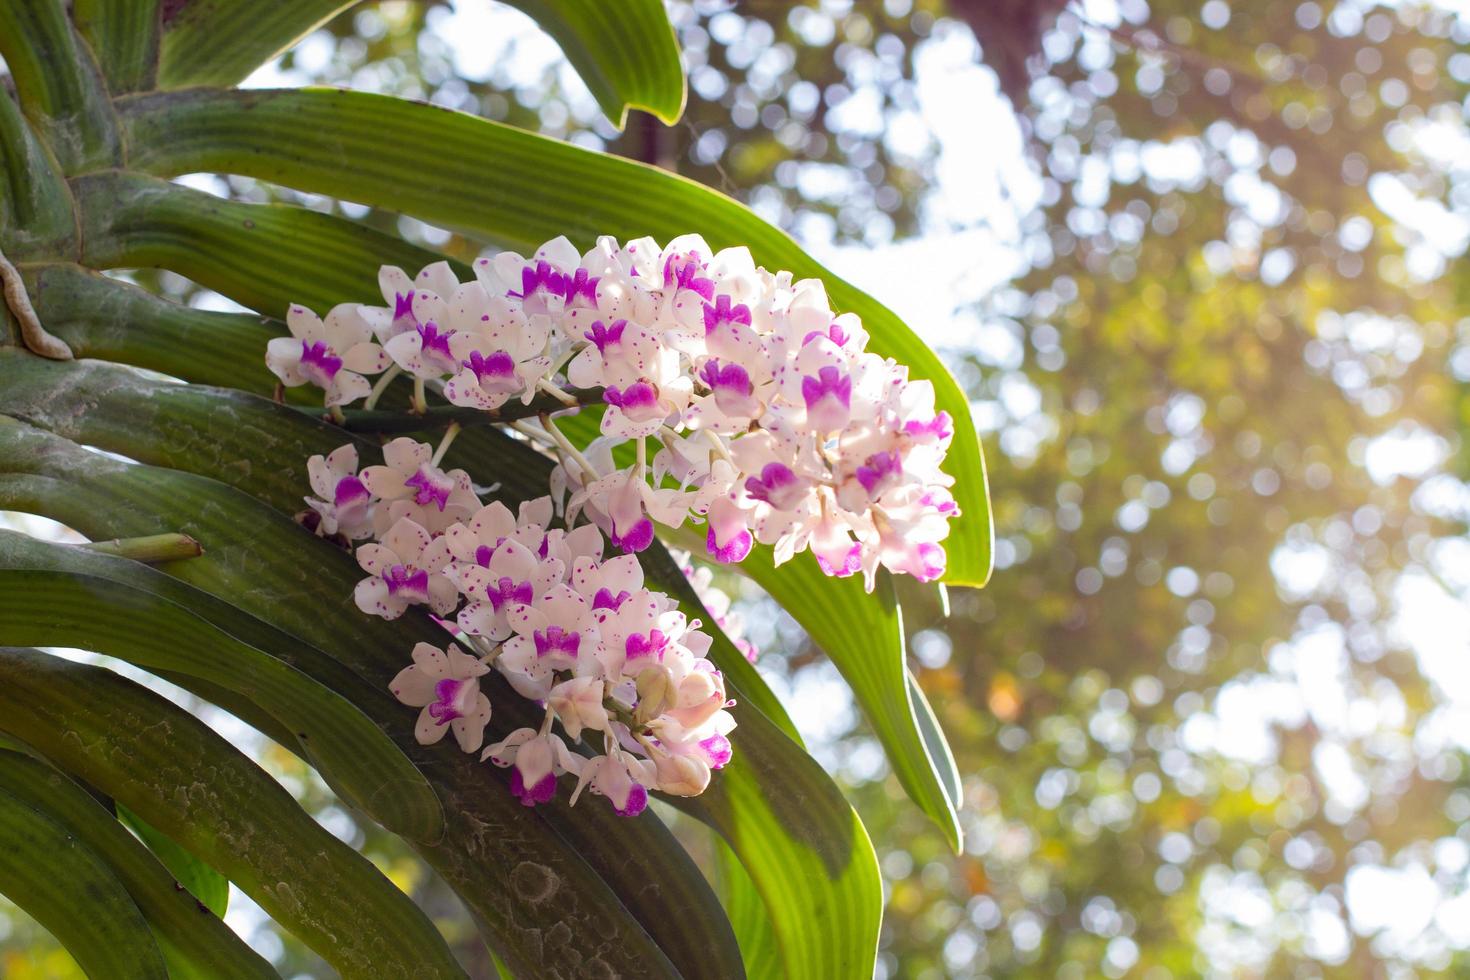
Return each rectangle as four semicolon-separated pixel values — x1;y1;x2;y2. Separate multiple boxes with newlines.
744;462;804;511
702;294;751;336
856;450;903;497
801;366;851;411
603;381;660;418
466;349;516;383
427;678;468;724
333;474;370;509
533;625;581;659
404;465;454;510
625;629;668;662
663;251;714;299
393;290;416;326
610;517;654;554
418;321;457;372
384;563;429;600
474;544;496;567
298;340;342;387
584;319;627;353
914;543;945;581
563;267;599;305
487;576;534;611
615;782;648;817
700;734;733;769
513;260;567;306
815;545;862;578
699;359;752;397
706;525;753;564
904;411;954;442
802;323;850;348
592;588;632;611
509;767;558;807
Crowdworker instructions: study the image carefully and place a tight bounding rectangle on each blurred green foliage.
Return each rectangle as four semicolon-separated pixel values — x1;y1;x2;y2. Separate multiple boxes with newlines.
5;1;1469;977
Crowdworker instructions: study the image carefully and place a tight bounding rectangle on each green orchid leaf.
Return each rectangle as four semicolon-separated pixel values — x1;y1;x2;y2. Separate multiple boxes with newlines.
73;170;467;314
156;0;683;129
116;804;232;919
0;88;75;259
0;646;468;979
114;85;993;588
711;833;782;980
157;0;352;89
501;0;686;127
0;415;733;980
72;0;160;93
0;748;274;978
0;780;169;979
0;365;881;979
0;533;449;846
0;0;118;171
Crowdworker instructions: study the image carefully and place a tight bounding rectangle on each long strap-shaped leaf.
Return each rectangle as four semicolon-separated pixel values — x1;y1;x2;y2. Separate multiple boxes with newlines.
114;86;994;588
0;779;169;979
23;263;281;387
0;417;728;980
73;0;160;93
0;535;448;845
0;748;277;979
117;803;232;920
153;0;683;128
0;646;468;979
73;170;468;313
0;90;75;258
667;525;964;850
500;0;687;127
0;366;881;978
0;0;119;171
157;0;352;90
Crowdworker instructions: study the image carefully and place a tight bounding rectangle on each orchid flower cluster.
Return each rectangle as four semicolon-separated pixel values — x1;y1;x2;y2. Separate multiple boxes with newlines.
298;437;735;816
267;235;959;592
268;234;960;815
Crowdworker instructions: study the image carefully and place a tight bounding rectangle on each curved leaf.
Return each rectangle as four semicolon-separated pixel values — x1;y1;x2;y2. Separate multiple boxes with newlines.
117;804;231;919
0;366;880;978
73;0;160;93
0;749;274;979
115;85;993;587
73;170;466;314
0;414;731;980
0;88;75;259
22;263;294;390
0;534;448;845
0;0;118;171
157;0;352;89
502;0;686;127
667;528;962;850
711;832;782;980
0;646;468;979
0;781;169;980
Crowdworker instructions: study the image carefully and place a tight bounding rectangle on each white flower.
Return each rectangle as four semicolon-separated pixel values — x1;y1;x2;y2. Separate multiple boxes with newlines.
303;444;375;539
265;303;388;406
389;642;492;751
353;517;457;619
361;437;479;535
483;727;581;807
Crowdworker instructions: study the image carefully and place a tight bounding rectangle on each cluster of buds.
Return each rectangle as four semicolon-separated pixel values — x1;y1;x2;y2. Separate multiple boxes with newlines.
299;435;734;815
270;234;961;814
266;236;959;592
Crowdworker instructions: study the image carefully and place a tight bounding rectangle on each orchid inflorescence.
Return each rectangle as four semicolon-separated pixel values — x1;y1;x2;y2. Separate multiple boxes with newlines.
268;235;959;815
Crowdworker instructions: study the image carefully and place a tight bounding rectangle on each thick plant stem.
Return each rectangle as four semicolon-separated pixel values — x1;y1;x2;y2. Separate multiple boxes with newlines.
0;249;71;359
